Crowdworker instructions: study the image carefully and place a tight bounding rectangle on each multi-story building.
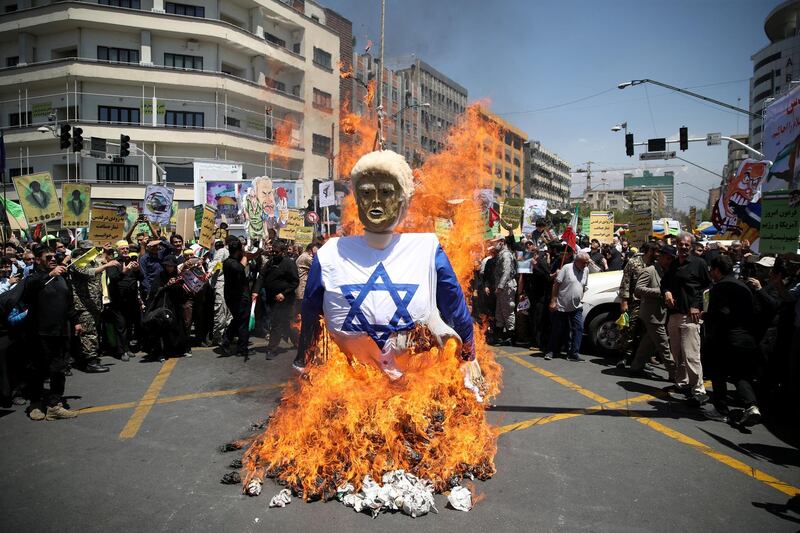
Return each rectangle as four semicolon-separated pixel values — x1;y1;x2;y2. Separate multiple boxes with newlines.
628;188;666;216
582;188;631;212
0;0;342;208
476;108;526;202
722;133;749;181
623;170;675;209
524;140;571;209
749;0;800;149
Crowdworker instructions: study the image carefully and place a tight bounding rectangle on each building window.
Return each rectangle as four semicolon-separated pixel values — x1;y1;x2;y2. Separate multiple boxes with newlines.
754;88;774;104
310;14;319;22
165;1;204;17
313;47;331;69
98;0;141;8
5;4;18;12
312;133;331;155
164;53;203;70
265;77;286;92
292;43;301;54
97;163;139;182
165;110;204;128
9;111;32;127
264;32;286;49
6;57;19;67
163;165;193;183
97;46;139;64
8;167;33;180
754;52;781;72
225;115;240;128
98;106;140;124
312;88;332;112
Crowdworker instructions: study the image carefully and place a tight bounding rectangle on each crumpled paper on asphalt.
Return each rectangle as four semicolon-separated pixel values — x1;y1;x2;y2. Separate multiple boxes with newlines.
269;488;292;508
447;485;472;512
245;478;263;496
339;470;439;518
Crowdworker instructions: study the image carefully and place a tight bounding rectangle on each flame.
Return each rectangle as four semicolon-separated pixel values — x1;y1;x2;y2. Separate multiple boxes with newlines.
270;114;297;169
338;60;353;80
365;79;376;107
241;102;504;501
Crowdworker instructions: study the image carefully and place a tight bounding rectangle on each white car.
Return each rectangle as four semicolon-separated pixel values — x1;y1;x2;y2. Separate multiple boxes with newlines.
581;270;624;355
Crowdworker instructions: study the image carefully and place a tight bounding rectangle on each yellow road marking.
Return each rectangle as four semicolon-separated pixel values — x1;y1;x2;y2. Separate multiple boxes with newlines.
498;393;655;434
506;353;610;403
80;382;287;415
629;415;800;497
119;358;178;439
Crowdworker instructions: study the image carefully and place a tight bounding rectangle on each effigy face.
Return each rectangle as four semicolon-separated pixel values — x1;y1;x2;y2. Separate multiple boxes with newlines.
354;172;406;233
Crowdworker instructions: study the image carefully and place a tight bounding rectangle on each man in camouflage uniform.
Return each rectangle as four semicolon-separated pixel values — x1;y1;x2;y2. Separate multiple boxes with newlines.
492;236;517;346
70;240;119;373
616;242;658;368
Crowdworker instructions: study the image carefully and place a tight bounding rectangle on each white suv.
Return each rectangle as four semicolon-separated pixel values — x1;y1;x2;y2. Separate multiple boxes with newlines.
582;270;624;355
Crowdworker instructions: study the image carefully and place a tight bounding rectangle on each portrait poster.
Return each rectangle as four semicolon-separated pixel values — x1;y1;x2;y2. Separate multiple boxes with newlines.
474;189;494;217
198;204;217;250
522;198;547;234
589;211;614;244
206;181;242;224
61;183;91;228
13;172;62;225
88;203;126;244
711;159;768;235
142;185;174;226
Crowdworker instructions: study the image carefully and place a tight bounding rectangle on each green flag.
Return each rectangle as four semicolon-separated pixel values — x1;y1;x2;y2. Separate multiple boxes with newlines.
0;197;24;220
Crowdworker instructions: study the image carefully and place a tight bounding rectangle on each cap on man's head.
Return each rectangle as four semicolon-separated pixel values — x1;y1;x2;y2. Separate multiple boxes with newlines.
756;256;776;268
115;240;129;249
660;245;677;258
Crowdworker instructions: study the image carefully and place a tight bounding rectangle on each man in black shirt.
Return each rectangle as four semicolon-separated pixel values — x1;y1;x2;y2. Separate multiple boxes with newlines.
23;245;80;420
661;232;712;405
221;238;251;358
252;241;299;360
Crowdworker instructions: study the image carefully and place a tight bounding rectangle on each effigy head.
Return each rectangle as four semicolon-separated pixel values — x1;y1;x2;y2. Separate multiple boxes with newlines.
350;150;414;233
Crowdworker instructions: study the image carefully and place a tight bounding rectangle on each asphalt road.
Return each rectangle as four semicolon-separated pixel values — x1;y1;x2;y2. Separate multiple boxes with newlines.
1;341;799;532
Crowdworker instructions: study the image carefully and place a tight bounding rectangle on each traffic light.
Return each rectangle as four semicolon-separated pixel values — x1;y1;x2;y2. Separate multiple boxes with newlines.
120;134;131;158
679;126;688;151
59;124;71;149
72;127;84;152
625;133;634;157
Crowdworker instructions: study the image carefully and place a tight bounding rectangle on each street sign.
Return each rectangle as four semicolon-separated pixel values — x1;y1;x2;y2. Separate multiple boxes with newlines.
647;138;667;151
706;133;721;146
639;151;676;161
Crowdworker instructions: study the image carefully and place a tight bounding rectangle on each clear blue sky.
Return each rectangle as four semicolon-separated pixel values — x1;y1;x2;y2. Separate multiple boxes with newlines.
323;0;784;211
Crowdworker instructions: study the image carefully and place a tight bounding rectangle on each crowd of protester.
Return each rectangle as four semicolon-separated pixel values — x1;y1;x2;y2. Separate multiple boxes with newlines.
474;220;800;428
0;217;317;421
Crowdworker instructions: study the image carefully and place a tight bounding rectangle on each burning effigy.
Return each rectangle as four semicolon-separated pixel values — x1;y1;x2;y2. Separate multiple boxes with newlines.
230;105;503;516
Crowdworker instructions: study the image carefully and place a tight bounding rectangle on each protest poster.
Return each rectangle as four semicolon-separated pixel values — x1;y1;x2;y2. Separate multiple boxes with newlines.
176;208;195;241
763;85;800;193
500;198;524;230
280;210;303;240
688;207;697;230
170;201;178;228
198;204;217;249
474;189;494;216
319;180;335;208
627;208;652;246
61;183;91;228
181;264;208;294
589;211;614;244
522;199;547;234
143;184;175;225
760;191;800;254
295;226;314;246
88;203;126;244
581;217;590;235
711;159;768;238
13;172;61;225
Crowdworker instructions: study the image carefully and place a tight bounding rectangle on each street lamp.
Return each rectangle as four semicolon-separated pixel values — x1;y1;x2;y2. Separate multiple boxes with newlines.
611;122;627;133
618;78;758;118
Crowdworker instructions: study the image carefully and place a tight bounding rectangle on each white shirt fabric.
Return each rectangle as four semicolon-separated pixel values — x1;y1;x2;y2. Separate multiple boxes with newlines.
555;262;589;312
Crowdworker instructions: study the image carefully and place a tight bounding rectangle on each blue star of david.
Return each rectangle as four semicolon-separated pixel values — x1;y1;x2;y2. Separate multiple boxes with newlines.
339;262;419;349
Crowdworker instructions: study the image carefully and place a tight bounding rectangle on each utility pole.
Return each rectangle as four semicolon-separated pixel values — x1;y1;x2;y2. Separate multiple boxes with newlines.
583;161;593;193
376;0;386;149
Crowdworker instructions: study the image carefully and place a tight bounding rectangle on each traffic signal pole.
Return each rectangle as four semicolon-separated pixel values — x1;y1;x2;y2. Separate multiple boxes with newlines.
631;135;765;160
104;140;167;183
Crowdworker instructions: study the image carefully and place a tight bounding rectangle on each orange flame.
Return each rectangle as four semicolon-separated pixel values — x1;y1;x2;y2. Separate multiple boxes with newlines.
241;102;504;501
269;114;297;169
338;60;353;80
364;79;376;107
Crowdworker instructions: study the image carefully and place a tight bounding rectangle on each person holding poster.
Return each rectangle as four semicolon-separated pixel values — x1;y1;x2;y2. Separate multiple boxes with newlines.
13;172;62;225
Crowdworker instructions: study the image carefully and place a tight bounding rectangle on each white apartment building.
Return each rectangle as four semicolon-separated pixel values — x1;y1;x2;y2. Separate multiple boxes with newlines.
0;0;341;208
525;140;571;209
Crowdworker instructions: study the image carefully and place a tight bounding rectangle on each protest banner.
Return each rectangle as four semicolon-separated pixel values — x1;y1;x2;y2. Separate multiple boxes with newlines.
143;184;175;225
522;199;547;234
688;207;697;231
627;208;652;246
13;172;62;225
295;226;314;246
763;85;800;193
760;191;800;254
319;180;335;208
176;208;195;241
198;204;217;249
280;210;303;241
712;159;768;240
61;183;91;228
589;211;614;244
500;198;524;230
88;203;126;244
